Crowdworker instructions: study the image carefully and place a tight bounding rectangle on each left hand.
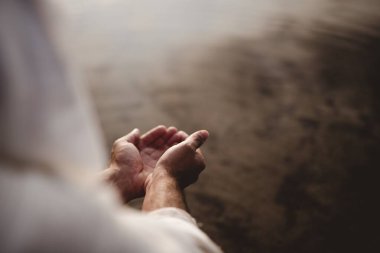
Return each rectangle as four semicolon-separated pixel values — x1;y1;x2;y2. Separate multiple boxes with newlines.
103;125;187;202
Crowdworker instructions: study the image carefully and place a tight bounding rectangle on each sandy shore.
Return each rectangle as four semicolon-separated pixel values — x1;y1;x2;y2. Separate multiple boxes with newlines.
51;1;380;252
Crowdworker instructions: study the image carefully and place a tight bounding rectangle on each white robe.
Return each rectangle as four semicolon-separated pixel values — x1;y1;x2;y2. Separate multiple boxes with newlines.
0;168;222;253
0;1;222;252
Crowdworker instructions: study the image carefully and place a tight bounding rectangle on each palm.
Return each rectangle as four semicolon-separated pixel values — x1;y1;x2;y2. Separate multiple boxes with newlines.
109;126;187;201
139;141;173;173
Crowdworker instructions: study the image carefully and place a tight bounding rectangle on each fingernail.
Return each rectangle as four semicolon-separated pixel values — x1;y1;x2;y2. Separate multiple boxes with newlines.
200;130;209;139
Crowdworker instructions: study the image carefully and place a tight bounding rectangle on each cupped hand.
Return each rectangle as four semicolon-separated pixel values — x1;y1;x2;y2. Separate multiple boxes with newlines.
105;125;188;202
150;130;209;189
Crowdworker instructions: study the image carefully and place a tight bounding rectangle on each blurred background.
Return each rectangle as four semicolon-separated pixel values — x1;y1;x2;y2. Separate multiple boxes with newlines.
48;0;380;252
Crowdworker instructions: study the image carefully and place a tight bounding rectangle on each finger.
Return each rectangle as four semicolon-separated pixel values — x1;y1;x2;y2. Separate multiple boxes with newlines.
167;130;189;146
121;128;140;145
152;126;177;147
156;126;177;148
185;130;209;151
153;135;166;148
162;126;178;143
140;125;167;146
178;131;189;140
166;126;178;138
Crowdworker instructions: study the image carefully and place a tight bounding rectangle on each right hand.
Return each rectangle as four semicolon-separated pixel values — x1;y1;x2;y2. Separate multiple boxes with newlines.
152;130;209;188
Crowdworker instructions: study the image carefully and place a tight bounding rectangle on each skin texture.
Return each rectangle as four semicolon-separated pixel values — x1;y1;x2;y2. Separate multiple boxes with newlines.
102;125;208;207
142;130;209;211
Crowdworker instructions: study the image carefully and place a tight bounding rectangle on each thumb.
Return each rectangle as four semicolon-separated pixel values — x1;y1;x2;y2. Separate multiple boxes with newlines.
124;128;140;145
185;130;209;151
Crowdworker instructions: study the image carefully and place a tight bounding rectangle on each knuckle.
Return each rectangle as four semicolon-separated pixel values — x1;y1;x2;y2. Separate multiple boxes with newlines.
193;137;201;147
113;139;122;147
184;142;195;151
195;134;202;143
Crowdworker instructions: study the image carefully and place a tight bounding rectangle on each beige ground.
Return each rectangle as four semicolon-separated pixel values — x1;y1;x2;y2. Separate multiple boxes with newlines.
51;1;380;252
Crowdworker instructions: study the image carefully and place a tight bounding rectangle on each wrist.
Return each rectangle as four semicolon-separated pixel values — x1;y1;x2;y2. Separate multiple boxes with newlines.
144;167;177;192
102;165;136;203
142;167;187;211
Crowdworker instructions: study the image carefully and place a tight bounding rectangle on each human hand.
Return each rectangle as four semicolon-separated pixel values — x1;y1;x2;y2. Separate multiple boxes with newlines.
104;125;188;202
138;126;188;173
147;130;209;189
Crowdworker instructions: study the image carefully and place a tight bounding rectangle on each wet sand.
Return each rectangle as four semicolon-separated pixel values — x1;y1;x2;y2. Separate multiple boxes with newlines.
52;1;380;252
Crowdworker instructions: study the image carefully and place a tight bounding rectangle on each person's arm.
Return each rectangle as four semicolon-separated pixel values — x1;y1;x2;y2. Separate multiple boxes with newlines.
143;169;187;211
142;130;209;212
